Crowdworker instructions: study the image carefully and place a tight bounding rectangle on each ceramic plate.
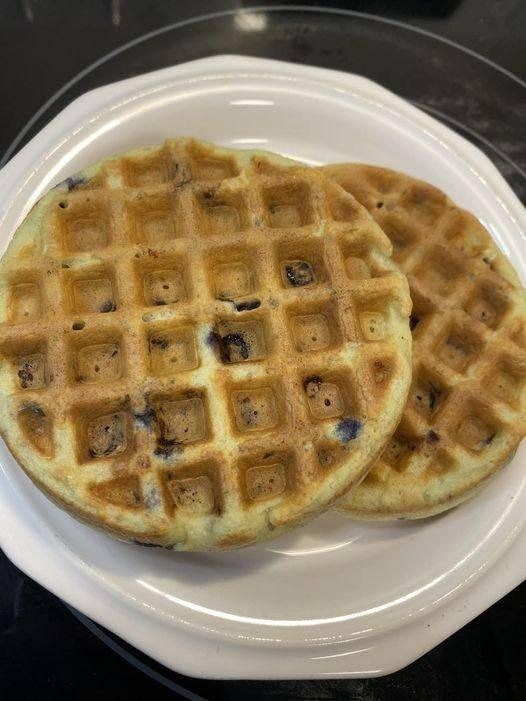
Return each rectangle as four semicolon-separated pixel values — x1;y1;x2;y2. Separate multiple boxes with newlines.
0;55;525;679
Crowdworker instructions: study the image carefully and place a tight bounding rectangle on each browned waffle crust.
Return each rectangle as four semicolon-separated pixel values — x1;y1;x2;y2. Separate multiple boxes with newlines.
322;163;526;519
0;141;412;548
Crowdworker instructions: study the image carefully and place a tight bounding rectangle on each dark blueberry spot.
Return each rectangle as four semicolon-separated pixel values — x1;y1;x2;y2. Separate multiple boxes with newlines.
153;409;186;458
324;399;331;407
223;333;250;360
152;298;166;306
133;406;155;431
65;174;88;192
18;364;34;388
206;329;220;349
376;201;384;209
485;432;496;446
58;201;68;209
209;329;250;362
336;418;363;443
72;321;85;331
162;284;169;290
285;261;314;287
409;313;420;331
111;349;118;357
99;299;116;313
154;438;180;459
427;430;440;442
61;263;70;269
150;337;169;350
234;299;261;312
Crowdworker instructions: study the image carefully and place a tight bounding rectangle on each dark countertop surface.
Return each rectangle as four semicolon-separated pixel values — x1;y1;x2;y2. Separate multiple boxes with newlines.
1;1;525;699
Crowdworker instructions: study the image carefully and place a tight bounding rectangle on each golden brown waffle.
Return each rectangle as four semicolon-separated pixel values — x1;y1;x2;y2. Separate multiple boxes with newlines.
0;140;412;549
322;163;526;519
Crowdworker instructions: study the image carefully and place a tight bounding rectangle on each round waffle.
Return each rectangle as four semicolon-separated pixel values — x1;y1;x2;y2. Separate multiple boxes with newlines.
0;140;411;549
323;163;526;519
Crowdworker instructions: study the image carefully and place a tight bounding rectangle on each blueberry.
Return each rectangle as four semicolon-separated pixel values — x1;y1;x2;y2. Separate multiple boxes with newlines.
234;299;261;312
134;406;155;431
99;299;116;313
208;329;251;362
65;174;88;191
336;418;362;443
285;261;314;287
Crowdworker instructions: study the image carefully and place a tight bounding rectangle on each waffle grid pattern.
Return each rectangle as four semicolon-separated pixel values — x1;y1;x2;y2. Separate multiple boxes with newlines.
324;164;526;517
0;142;411;547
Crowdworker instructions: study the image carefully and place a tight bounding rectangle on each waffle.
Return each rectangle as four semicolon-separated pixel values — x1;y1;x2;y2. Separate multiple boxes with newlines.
0;140;412;549
322;163;526;519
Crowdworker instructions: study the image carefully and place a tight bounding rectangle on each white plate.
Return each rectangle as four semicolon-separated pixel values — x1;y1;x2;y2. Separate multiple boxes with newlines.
0;55;525;679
